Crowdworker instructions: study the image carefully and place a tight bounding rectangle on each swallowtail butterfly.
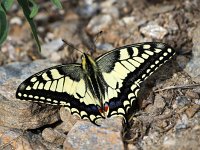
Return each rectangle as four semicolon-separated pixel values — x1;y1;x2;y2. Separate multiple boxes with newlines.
16;42;175;125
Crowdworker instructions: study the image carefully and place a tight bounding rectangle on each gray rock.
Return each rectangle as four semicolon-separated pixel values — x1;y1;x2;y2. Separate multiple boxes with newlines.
173;96;190;109
140;22;168;39
185;24;200;82
77;2;99;19
63;120;123;150
86;14;113;34
41;38;63;59
0;60;60;129
175;114;189;131
42;128;66;145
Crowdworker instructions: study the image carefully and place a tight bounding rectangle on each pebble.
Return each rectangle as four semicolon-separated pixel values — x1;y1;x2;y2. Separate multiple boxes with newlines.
86;14;112;34
41;38;63;58
77;2;99;19
63;121;123;150
140;22;168;39
185;23;200;82
42;128;66;145
175;114;188;131
10;17;22;25
173;96;190;109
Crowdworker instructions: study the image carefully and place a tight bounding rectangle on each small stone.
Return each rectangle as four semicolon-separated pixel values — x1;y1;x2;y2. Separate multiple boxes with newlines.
77;2;99;19
185;104;200;118
63;121;123;150
41;38;63;58
163;136;176;147
175;114;188;131
86;14;112;34
185;90;199;99
154;94;166;109
96;42;114;51
10;17;22;25
0;60;60;130
42;128;66;145
173;96;190;109
185;23;200;82
140;22;168;39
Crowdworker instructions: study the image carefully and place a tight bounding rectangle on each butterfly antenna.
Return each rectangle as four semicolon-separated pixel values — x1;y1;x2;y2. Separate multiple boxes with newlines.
62;39;83;54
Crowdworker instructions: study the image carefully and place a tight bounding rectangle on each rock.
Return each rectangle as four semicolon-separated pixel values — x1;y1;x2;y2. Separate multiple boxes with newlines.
41;38;63;58
0;126;46;150
173;96;190;109
63;120;123;150
140;22;168;39
175;114;189;131
96;42;114;51
154;94;166;109
185;104;200;118
185;23;200;82
0;60;60;129
10;17;23;25
77;2;99;19
86;14;113;34
42;128;66;145
59;107;80;133
185;90;199;99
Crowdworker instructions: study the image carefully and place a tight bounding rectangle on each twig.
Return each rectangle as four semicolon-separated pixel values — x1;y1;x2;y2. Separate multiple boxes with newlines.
154;83;200;92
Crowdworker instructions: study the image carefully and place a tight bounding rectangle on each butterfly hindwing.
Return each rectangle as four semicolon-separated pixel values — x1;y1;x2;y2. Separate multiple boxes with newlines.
96;42;175;119
16;64;104;125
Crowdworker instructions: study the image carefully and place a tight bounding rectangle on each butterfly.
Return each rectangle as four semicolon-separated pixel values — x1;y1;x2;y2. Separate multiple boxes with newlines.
16;42;175;125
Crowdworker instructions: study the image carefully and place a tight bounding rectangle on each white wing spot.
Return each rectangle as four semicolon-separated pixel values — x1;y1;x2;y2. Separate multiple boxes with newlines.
142;53;149;59
134;57;144;63
150;64;155;68
128;59;140;67
34;96;39;99
142;74;146;79
40;97;45;100
30;77;37;82
38;83;44;89
154;48;162;53
167;48;172;53
146;69;151;74
26;86;31;90
46;98;51;101
132;47;139;56
53;100;58;103
121;61;136;71
44;81;51;90
159;56;164;60
33;81;39;89
29;95;33;98
56;78;64;92
50;80;57;91
155;60;159;64
163;52;168;56
50;69;63;79
120;49;130;60
143;44;151;49
145;50;154;55
42;73;51;81
23;94;27;97
18;93;22;97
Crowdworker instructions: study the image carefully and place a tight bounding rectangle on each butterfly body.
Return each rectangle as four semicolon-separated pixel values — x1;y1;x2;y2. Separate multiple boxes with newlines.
16;42;175;125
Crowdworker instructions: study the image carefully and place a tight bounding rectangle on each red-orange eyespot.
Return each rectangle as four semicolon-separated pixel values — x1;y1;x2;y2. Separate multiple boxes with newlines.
98;106;103;113
104;104;109;112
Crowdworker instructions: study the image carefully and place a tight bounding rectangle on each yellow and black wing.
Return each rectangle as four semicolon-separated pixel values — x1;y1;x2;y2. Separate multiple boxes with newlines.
96;42;175;119
16;64;104;125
